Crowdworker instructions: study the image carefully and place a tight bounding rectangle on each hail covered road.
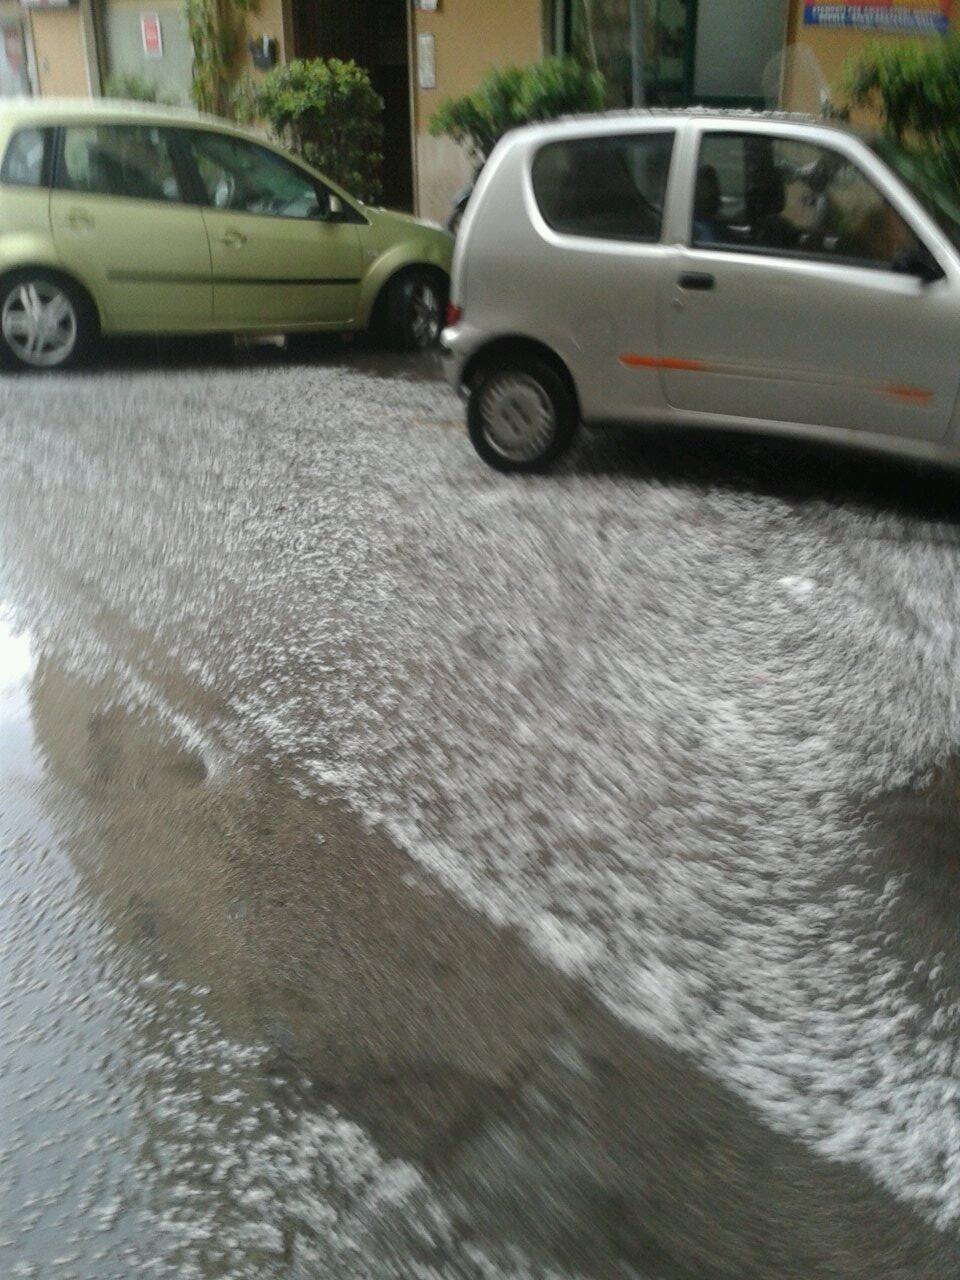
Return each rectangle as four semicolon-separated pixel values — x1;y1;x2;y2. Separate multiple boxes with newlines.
1;337;959;1279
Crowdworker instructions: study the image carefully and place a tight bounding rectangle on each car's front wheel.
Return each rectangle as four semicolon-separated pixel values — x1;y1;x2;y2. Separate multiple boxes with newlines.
467;359;579;473
0;270;96;371
382;269;447;352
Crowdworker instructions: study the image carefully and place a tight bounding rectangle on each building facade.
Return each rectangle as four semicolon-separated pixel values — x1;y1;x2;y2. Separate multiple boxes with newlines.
0;0;954;221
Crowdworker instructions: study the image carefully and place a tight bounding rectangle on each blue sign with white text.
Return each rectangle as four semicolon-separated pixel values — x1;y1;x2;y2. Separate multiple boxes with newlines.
804;3;949;32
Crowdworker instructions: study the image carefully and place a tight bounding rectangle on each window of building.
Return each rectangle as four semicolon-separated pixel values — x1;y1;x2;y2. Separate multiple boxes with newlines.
102;3;192;107
557;0;781;109
532;132;674;242
562;0;693;107
184;132;332;221
691;132;927;272
57;126;183;202
1;128;47;188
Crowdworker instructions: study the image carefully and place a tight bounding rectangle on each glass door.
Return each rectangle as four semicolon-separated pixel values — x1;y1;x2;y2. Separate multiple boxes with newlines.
564;0;696;108
645;0;696;105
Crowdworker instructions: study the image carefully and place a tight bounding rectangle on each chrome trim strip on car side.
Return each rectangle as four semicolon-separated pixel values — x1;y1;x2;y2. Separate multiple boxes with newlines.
107;271;362;286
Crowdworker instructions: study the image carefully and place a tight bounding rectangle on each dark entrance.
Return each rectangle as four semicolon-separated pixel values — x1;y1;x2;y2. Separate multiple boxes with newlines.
293;0;414;211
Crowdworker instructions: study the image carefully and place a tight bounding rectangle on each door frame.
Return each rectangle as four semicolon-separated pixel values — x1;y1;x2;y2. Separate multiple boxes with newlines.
288;0;416;211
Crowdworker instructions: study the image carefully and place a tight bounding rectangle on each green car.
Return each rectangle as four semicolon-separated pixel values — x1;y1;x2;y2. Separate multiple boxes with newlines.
0;99;453;370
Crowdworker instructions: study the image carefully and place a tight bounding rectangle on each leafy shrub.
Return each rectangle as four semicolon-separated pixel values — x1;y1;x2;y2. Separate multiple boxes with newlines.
839;35;960;190
429;57;605;164
236;58;384;202
103;72;178;105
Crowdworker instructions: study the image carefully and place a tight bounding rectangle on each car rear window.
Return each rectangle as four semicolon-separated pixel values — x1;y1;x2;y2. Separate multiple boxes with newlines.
57;125;183;203
532;132;674;243
1;127;50;188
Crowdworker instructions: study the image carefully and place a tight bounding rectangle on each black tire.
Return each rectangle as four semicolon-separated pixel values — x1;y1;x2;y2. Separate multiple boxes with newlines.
381;268;447;352
0;269;97;371
467;358;580;474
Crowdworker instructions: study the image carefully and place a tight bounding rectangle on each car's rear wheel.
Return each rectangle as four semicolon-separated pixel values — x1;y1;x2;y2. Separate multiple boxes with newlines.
382;269;446;352
0;270;95;371
467;359;579;473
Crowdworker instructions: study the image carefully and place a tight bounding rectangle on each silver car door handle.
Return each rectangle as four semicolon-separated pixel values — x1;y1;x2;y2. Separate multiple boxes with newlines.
678;272;715;291
217;230;246;248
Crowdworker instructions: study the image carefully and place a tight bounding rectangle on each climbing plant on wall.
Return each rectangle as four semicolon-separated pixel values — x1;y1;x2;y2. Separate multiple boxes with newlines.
183;0;249;116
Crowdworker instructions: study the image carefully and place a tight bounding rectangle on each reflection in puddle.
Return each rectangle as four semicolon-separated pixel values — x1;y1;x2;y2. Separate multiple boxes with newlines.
0;611;38;782
0;620;519;1280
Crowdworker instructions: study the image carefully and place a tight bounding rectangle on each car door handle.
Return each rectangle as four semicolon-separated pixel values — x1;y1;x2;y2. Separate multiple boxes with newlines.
67;209;94;231
217;230;246;248
678;272;715;291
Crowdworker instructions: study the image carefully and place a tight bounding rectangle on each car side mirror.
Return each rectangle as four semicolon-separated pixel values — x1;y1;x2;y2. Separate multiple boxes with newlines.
313;193;345;222
894;243;944;285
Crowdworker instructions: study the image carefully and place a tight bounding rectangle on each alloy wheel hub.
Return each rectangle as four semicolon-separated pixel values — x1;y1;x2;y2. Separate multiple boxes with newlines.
410;282;441;347
2;281;78;368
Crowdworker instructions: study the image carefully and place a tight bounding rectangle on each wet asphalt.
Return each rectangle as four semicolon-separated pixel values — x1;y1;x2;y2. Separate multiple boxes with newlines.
1;335;960;1278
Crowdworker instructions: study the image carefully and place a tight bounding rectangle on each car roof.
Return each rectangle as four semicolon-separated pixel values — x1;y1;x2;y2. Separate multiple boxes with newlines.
0;96;250;136
505;106;858;147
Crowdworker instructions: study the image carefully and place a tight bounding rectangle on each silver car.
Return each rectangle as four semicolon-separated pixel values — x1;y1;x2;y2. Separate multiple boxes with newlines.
442;110;960;473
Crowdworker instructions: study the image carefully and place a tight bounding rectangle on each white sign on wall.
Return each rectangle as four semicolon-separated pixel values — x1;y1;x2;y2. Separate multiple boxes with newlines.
417;32;436;90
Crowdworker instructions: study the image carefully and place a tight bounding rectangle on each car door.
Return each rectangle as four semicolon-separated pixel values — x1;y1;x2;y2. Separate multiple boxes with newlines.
526;127;678;425
658;126;960;442
181;130;364;329
50;122;212;332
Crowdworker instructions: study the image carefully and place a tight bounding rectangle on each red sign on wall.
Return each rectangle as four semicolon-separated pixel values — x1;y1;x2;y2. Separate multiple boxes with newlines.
3;26;23;76
140;13;163;58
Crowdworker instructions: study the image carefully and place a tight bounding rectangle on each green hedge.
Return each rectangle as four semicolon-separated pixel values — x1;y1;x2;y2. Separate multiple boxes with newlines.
840;35;960;191
429;58;605;164
236;58;384;203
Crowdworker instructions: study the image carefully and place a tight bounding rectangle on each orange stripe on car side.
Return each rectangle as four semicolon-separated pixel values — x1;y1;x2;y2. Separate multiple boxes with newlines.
620;355;934;407
619;355;709;372
885;383;934;404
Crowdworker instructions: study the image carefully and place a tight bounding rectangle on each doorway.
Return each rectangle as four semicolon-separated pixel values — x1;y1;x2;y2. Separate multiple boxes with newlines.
28;7;88;97
292;0;414;211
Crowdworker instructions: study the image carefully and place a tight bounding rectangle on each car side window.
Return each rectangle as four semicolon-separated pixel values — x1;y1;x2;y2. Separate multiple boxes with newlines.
1;128;49;188
58;125;182;203
532;132;674;243
185;132;328;221
691;132;925;272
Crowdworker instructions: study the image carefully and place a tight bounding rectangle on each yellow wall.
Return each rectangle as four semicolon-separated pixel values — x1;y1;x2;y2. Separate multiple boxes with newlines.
29;7;90;96
412;0;545;221
241;0;288;83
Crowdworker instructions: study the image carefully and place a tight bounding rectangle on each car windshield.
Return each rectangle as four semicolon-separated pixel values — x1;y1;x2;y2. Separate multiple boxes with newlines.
871;135;960;253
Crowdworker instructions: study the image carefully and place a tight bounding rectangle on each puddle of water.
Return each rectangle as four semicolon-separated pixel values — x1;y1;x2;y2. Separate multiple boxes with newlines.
1;606;957;1280
0;612;505;1280
0;613;39;783
8;606;692;1280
